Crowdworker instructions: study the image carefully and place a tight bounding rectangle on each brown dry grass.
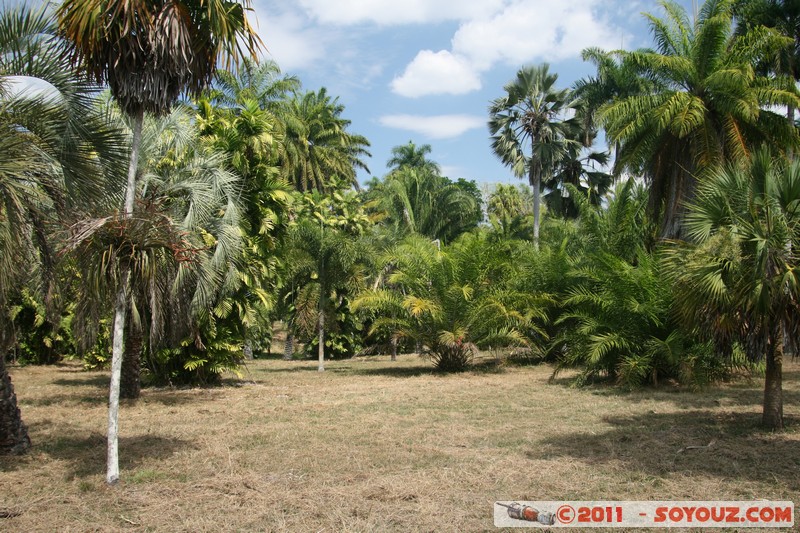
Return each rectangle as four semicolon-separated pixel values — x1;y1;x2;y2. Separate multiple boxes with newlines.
1;355;799;532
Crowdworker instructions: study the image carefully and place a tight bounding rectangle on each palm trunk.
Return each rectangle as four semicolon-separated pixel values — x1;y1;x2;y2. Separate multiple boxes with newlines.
120;318;142;400
0;354;30;455
390;336;397;362
317;309;325;372
530;154;541;249
762;334;784;430
283;328;294;361
107;268;129;484
107;109;143;484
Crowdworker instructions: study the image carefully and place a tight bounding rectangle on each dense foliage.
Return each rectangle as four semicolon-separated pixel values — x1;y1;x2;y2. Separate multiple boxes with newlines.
2;0;799;467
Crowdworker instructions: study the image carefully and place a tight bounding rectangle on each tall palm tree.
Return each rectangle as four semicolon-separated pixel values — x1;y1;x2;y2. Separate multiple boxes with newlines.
211;58;300;112
0;4;124;455
664;150;800;429
56;0;261;484
278;88;371;192
600;0;800;239
386;140;441;174
489;63;578;246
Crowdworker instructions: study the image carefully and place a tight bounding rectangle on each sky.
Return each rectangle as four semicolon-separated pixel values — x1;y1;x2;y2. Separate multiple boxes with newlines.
249;0;697;187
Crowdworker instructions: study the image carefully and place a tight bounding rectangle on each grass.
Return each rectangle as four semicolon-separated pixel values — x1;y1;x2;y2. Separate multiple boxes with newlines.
1;355;798;532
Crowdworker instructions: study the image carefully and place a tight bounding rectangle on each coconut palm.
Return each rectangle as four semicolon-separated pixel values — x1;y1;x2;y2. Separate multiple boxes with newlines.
489;63;578;246
600;0;800;239
0;4;124;455
278;88;371;192
57;0;260;484
664;150;800;429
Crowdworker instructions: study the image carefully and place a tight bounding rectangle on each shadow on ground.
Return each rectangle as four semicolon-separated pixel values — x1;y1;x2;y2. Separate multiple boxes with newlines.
52;374;109;388
33;432;191;479
532;409;800;489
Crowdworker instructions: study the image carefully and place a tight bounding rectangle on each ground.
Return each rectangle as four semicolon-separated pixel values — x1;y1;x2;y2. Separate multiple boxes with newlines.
1;355;798;532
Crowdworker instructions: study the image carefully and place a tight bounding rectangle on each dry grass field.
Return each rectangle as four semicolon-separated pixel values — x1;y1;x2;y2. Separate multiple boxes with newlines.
1;354;798;532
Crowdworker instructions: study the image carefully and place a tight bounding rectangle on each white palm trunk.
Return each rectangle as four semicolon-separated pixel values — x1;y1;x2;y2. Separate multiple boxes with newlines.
107;110;143;484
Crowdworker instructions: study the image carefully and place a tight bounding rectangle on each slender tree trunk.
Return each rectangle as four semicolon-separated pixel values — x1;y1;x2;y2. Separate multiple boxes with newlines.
124;110;143;216
0;354;30;454
390;335;397;362
107;109;143;485
317;309;325;372
120;318;142;400
530;155;541;249
107;269;129;484
283;328;294;361
762;334;784;430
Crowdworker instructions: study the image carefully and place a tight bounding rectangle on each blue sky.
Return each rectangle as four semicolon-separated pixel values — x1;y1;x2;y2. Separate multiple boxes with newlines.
250;0;697;187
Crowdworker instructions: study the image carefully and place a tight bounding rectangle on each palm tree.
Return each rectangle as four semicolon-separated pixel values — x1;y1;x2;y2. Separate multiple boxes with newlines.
284;218;369;371
0;4;124;455
353;233;541;372
543;121;612;219
386;140;441;174
734;0;800;124
56;0;260;484
211;58;300;112
664;150;800;429
489;63;578;246
278;88;371;192
369;167;480;244
600;0;800;239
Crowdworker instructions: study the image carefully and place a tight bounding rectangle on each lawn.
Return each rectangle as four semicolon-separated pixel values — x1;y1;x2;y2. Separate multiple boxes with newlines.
1;355;798;531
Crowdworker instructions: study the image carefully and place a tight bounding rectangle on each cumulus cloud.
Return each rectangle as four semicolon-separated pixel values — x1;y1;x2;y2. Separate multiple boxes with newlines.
296;0;504;25
391;50;481;98
388;0;628;97
453;0;623;70
379;114;484;139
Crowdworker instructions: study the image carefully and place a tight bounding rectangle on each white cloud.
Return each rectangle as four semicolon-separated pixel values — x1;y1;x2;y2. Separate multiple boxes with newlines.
252;8;329;71
388;0;629;97
391;50;481;97
379;114;484;139
453;0;624;69
296;0;504;26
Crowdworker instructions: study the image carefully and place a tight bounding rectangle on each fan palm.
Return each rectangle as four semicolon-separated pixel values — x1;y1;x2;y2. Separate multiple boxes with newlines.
0;4;124;455
664;150;800;429
57;0;260;483
600;0;800;239
489;63;578;246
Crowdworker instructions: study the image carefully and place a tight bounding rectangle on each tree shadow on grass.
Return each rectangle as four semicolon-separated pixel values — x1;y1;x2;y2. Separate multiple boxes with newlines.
583;378;800;411
37;432;190;479
532;410;800;489
52;374;109;388
347;365;436;378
